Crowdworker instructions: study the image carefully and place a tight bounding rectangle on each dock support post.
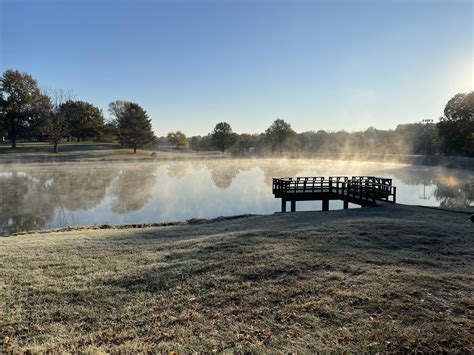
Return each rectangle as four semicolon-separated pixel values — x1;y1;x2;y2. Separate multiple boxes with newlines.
322;199;329;211
281;199;286;213
291;200;296;212
343;200;349;209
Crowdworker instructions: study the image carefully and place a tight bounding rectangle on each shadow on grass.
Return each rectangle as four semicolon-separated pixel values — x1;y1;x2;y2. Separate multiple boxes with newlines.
101;214;472;296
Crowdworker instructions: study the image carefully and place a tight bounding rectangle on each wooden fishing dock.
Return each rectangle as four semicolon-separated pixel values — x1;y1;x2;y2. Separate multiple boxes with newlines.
272;176;396;212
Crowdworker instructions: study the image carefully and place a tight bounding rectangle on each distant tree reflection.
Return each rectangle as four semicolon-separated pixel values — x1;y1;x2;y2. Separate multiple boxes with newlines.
258;160;301;187
111;166;157;213
434;179;473;208
391;168;473;207
167;162;189;179
0;172;56;234
390;167;435;186
0;165;119;234
50;165;118;211
206;161;247;189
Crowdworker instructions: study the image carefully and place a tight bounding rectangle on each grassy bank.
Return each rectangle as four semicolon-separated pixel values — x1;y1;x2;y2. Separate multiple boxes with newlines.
0;142;222;163
1;204;473;352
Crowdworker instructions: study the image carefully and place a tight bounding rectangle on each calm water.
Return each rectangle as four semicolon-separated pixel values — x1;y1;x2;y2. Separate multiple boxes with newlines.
1;159;472;235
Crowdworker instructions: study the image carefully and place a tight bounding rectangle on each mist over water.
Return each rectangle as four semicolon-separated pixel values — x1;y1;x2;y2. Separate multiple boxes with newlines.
1;159;472;235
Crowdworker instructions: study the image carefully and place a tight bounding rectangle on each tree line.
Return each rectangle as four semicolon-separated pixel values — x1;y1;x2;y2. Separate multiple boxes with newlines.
187;96;473;157
187;107;472;157
1;69;472;157
0;70;155;153
165;95;473;158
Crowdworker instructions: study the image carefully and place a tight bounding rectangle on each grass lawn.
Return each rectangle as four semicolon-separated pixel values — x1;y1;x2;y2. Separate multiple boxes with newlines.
1;204;473;352
0;142;222;163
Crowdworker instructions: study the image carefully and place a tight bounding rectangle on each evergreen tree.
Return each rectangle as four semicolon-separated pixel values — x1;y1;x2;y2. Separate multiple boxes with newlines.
114;101;156;153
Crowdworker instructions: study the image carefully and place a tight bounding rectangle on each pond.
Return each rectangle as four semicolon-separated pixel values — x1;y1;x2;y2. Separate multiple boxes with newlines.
1;158;472;235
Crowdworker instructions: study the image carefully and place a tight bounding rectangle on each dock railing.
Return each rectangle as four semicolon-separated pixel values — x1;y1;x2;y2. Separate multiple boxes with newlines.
273;177;345;195
272;176;396;204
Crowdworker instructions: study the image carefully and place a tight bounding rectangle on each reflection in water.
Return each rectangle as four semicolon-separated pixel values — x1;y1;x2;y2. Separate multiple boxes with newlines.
111;166;157;213
0;159;472;234
387;166;473;207
206;161;248;189
0;172;55;234
0;166;119;234
51;166;117;211
167;162;189;179
434;180;473;208
419;181;430;201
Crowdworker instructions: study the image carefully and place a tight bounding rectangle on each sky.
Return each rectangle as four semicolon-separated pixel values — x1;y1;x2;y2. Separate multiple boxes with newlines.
1;0;472;136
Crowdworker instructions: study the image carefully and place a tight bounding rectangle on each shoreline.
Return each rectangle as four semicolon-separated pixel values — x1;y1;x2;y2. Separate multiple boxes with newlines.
4;201;474;239
2;214;256;237
1;143;473;169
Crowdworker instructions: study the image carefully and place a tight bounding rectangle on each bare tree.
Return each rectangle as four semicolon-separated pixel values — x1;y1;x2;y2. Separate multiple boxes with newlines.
43;89;75;153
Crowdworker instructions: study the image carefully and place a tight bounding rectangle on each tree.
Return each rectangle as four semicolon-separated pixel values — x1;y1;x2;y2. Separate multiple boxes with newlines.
189;134;213;151
232;133;258;155
211;122;238;153
167;131;188;149
239;133;257;150
0;96;6;140
437;92;474;156
102;120;118;143
43;89;75;153
0;69;49;148
189;136;202;151
112;101;156;153
265;119;298;153
393;123;439;155
108;100;127;120
61;100;104;142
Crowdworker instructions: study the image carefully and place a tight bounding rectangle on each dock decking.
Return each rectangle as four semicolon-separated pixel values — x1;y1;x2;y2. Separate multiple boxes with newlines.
272;176;396;212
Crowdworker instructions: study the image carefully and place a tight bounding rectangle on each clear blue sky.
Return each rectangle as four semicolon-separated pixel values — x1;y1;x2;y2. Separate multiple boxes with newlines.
1;0;472;136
